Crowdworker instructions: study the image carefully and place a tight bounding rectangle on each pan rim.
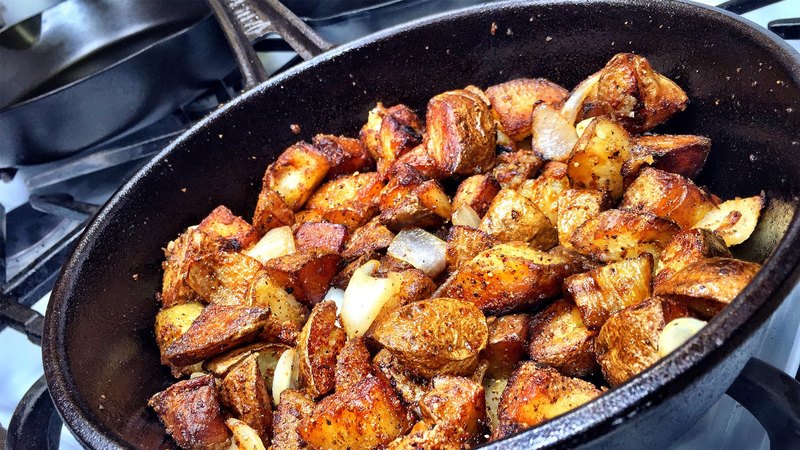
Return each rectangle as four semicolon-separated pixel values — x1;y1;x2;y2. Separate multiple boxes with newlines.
43;0;800;449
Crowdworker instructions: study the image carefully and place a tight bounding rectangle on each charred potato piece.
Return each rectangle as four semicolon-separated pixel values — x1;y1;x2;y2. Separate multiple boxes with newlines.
162;304;269;367
425;88;497;176
486;78;569;141
161;227;207;307
420;376;487;444
580;53;688;133
569;209;680;262
253;188;296;235
595;297;690;386
379;175;452;231
198;206;259;251
564;254;653;329
293;209;323;227
221;353;273;441
479;188;557;249
296;301;346;397
305;171;384;230
342;217;395;261
481;314;529;379
187;250;264;305
391;144;446;180
517;161;570;225
556;189;606;249
311;134;374;177
444;243;582;314
263;142;330;211
272;389;315;450
494;362;603;439
204;343;286;379
621;168;717;229
452;174;501;217
528;299;597;378
264;249;342;306
653;229;731;289
622;134;711;183
371;298;488;378
387;421;462;450
654;257;761;318
149;375;230;450
491;150;543;190
372;349;430;407
369;268;437;333
298;374;414;450
694;194;764;246
445;226;495;274
567;117;633;200
155;302;205;355
294;222;349;253
335;337;372;393
360;103;424;175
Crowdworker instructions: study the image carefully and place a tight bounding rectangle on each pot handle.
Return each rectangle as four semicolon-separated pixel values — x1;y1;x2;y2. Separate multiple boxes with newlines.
5;376;62;450
207;0;334;89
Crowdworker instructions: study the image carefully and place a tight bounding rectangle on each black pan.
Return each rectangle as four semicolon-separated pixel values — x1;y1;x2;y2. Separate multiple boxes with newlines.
43;0;800;448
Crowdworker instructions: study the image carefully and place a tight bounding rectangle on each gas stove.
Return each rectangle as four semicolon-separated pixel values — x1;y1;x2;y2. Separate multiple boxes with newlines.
1;1;799;449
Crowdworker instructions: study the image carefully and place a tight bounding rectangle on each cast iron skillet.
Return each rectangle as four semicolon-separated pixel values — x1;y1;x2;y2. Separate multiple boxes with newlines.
43;0;800;448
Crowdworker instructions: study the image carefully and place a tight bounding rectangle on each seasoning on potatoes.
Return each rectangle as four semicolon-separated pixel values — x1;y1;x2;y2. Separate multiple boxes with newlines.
528;299;598;378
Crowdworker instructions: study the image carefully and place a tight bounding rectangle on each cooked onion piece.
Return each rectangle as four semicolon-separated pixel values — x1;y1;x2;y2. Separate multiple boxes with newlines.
227;418;267;450
340;260;401;338
387;228;447;278
245;226;296;264
451;204;481;229
658;317;707;357
560;72;601;125
272;348;299;405
323;287;345;314
575;118;595;138
531;103;578;162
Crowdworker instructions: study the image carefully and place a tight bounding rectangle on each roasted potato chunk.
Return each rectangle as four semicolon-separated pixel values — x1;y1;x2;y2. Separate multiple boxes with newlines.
595;297;690;386
294;222;349;253
654;257;761;318
304;171;384;230
155;302;205;355
517;161;570;225
335;337;372;393
197;206;259;251
311;134;374;178
271;389;315;450
387;421;462;450
372;349;430;407
221;353;273;442
420;376;487;444
479;188;557;249
264;249;342;306
368;268;437;332
564;254;653;329
567;117;633;200
371;298;488;378
621;168;717;229
491;150;543;190
528;299;597;377
298;374;414;450
379;175;452;231
161;227;207;307
445;243;582;314
204;343;288;381
162;304;269;367
360;103;424;175
390;144;446;180
452;174;501;217
486;78;569;141
263;142;330;211
494;362;602;439
187;250;264;305
341;217;395;261
622;134;711;183
426;88;496;176
653;229;731;289
445;226;495;274
249;272;308;323
252;188;296;235
556;188;606;249
694;194;764;246
481;314;529;379
296;301;346;397
570;209;680;262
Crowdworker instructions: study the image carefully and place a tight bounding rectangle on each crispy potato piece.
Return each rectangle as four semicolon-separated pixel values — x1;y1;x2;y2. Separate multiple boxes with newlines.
595;297;690;386
296;301;346;397
426;88;497;176
221;353;273;441
452;174;501;217
293;209;323;226
360;103;424;175
387;421;462;450
565;254;653;329
444;243;582;314
162;304;269;367
494;362;602;439
420;376;487;444
187;250;264;305
264;142;330;211
369;268;437;333
264;249;342;306
272;389;315;450
390;144;446;180
298;374;414;450
570;209;680;262
654;257;761;318
479;189;557;249
653;229;731;289
486;78;569;141
341;217;395;261
335;337;372;393
567;117;633;200
557;189;606;249
249;272;308;322
579;53;688;133
621;168;717;229
252;188;296;235
161;228;207;307
379;174;452;231
622;134;711;183
372;349;430;407
371;298;488;378
445;226;495;274
155;302;204;355
197;206;259;251
294;222;349;253
204;343;285;379
360;103;388;157
481;314;529;379
528;299;597;377
530;102;579;162
517;161;570;225
491;150;543;190
304;171;384;230
311;134;374;177
694;194;764;246
149;375;230;450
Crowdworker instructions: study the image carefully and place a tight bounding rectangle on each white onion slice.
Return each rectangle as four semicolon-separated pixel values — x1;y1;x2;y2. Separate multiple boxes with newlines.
484;378;508;432
245;226;295;264
323;287;346;314
451;204;481;228
340;261;401;338
387;228;447;278
575;118;595;138
531;103;578;162
560;71;601;125
272;348;299;405
226;418;267;450
658;318;707;358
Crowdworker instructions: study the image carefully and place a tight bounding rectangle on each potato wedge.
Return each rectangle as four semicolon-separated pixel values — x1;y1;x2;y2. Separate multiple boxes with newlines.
372;349;430;407
271;389;315;450
445;226;495;274
294;222;348;253
197;205;259;251
304;171;384;230
528;299;597;377
264;249;342;306
564;254;653;329
335;337;372;393
371;298;488;378
452;174;501;217
486;78;569;141
653;228;731;289
481;314;529;379
694;194;764;246
569;209;680;262
341;217;395;261
621;168;717;229
479;188;557;249
311;134;374;178
530;102;579;162
296;301;346;397
491;150;543;190
420;376;487;444
379;175;452;231
252;188;296;235
220;353;273;441
595;297;690;386
567;117;633;200
263;142;330;211
517;161;570;225
556;188;606;249
187;250;264;305
622;134;711;183
654;257;761;318
155;302;205;355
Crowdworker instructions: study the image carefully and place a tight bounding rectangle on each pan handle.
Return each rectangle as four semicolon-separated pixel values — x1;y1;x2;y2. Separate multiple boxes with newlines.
207;0;334;90
5;376;62;450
